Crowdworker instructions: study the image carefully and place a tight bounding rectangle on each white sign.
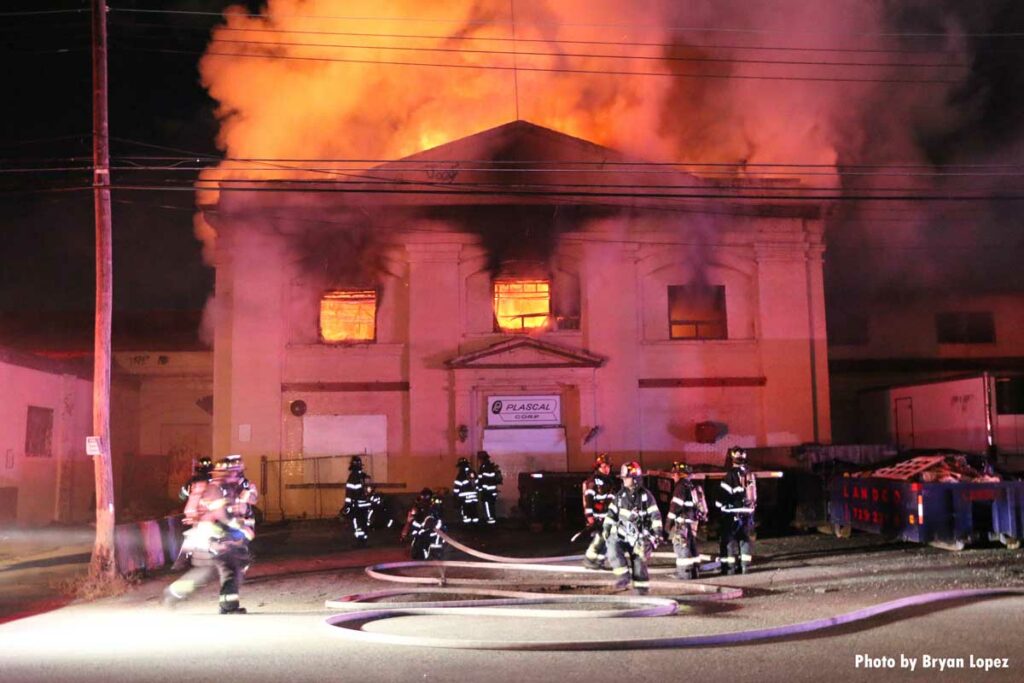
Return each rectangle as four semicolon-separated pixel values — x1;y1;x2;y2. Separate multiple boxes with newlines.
85;436;103;456
487;395;561;427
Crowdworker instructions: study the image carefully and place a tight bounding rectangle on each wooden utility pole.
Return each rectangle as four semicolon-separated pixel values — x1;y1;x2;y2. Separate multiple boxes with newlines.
90;0;116;579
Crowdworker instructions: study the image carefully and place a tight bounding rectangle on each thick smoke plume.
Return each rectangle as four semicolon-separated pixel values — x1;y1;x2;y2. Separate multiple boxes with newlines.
196;1;1024;305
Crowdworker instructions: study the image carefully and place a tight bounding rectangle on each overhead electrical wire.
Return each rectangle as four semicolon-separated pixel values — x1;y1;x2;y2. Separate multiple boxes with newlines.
105;6;1024;40
108;32;970;70
106;19;990;57
117;46;964;85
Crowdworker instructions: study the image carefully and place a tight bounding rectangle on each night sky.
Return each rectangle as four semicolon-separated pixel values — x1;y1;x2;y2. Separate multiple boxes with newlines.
0;0;241;318
3;1;1024;347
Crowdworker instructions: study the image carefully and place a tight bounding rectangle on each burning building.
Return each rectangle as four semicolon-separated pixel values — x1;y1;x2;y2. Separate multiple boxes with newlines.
204;120;830;517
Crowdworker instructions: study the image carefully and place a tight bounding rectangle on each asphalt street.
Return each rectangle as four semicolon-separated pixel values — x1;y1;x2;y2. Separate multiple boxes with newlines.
1;524;1022;683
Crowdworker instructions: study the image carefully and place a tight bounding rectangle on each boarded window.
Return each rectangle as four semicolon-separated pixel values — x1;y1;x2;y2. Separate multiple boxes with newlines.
936;311;994;344
25;406;54;458
320;290;377;342
494;280;550;332
668;285;727;340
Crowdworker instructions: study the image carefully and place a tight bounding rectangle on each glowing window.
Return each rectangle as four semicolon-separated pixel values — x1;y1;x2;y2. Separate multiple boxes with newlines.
494;280;550;332
320;290;377;342
668;285;727;340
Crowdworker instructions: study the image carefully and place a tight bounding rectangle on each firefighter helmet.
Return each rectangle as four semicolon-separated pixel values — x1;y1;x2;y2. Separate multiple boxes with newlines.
671;461;692;476
349;455;363;471
477;450;491;462
457;457;470;469
727;447;748;466
620;461;642;479
594;453;611;467
214;454;244;474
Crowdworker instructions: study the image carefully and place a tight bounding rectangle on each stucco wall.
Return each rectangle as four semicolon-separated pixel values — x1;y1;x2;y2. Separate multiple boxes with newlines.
0;354;92;526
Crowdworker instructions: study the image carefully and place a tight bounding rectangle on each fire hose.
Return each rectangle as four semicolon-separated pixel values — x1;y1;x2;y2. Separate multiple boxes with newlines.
324;532;1024;650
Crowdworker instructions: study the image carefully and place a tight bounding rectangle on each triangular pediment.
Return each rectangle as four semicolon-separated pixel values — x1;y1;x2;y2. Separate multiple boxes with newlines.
446;337;604;370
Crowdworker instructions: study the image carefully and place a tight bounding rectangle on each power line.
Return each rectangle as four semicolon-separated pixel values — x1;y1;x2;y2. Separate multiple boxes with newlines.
108;19;984;57
118;46;964;84
109;182;1024;201
0;8;88;17
113;32;968;70
105;6;1024;40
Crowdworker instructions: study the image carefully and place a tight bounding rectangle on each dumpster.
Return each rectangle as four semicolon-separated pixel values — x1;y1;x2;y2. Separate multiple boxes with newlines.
829;468;1024;550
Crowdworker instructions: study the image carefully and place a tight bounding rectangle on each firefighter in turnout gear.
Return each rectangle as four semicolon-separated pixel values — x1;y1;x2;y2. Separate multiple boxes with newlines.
221;454;258;543
178;456;213;501
716;447;757;575
342;455;373;544
581;453;617;570
453;457;480;525
666;461;708;579
400;488;447;560
475;451;503;525
602;461;663;594
366;483;394;529
163;456;254;614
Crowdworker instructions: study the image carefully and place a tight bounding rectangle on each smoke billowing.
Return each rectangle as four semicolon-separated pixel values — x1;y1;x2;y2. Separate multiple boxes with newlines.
196;1;1024;309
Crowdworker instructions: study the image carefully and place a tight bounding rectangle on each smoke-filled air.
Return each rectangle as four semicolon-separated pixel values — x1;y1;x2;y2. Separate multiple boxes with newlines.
195;0;1024;303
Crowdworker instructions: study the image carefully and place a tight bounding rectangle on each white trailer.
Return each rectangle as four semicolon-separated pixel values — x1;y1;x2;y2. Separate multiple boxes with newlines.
859;373;1024;457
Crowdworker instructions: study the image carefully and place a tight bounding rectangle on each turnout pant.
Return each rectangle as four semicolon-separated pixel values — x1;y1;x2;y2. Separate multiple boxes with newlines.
165;544;249;612
671;523;700;577
411;528;445;561
478;490;497;524
457;497;479;524
584;528;607;566
350;505;371;541
607;535;651;590
719;514;754;571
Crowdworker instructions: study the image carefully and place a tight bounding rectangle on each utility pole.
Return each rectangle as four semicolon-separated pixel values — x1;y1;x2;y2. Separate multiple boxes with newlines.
90;0;116;579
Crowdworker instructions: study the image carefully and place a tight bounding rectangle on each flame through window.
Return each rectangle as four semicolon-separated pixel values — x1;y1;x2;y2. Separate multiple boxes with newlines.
320;290;377;342
494;280;550;332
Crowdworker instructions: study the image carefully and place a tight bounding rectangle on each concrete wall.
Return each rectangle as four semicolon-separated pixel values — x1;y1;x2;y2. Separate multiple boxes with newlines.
0;350;93;526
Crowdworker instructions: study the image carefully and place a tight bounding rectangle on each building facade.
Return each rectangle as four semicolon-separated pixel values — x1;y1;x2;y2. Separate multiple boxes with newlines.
207;121;831;518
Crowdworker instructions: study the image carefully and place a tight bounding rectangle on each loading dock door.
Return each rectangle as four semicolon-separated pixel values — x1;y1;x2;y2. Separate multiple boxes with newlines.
482;427;567;517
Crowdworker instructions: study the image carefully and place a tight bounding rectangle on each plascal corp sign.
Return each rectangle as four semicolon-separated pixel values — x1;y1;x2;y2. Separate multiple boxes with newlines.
487;395;561;426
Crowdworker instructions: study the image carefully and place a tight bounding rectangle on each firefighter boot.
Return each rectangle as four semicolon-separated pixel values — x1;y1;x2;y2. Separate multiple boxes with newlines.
689;563;700;580
612;573;631;591
582;557;602;570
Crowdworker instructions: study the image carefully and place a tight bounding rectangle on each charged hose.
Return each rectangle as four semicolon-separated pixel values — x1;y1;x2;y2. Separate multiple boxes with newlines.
325;532;1024;650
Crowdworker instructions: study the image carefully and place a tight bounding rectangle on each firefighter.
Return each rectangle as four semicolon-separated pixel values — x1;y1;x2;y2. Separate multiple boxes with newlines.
715;446;757;575
453;457;480;525
400;488;447;560
666;461;708;579
178;456;213;502
366;483;394;529
221;454;258;546
602;461;663;595
581;453;617;570
163;457;253;614
476;450;503;525
342;455;373;544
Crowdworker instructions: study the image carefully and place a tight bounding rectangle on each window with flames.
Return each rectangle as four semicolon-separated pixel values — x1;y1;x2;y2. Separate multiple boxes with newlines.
668;285;727;340
320;289;377;342
494;280;551;332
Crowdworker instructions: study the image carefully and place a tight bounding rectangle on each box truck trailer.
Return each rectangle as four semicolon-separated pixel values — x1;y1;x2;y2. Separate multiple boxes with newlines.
859;373;1024;457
